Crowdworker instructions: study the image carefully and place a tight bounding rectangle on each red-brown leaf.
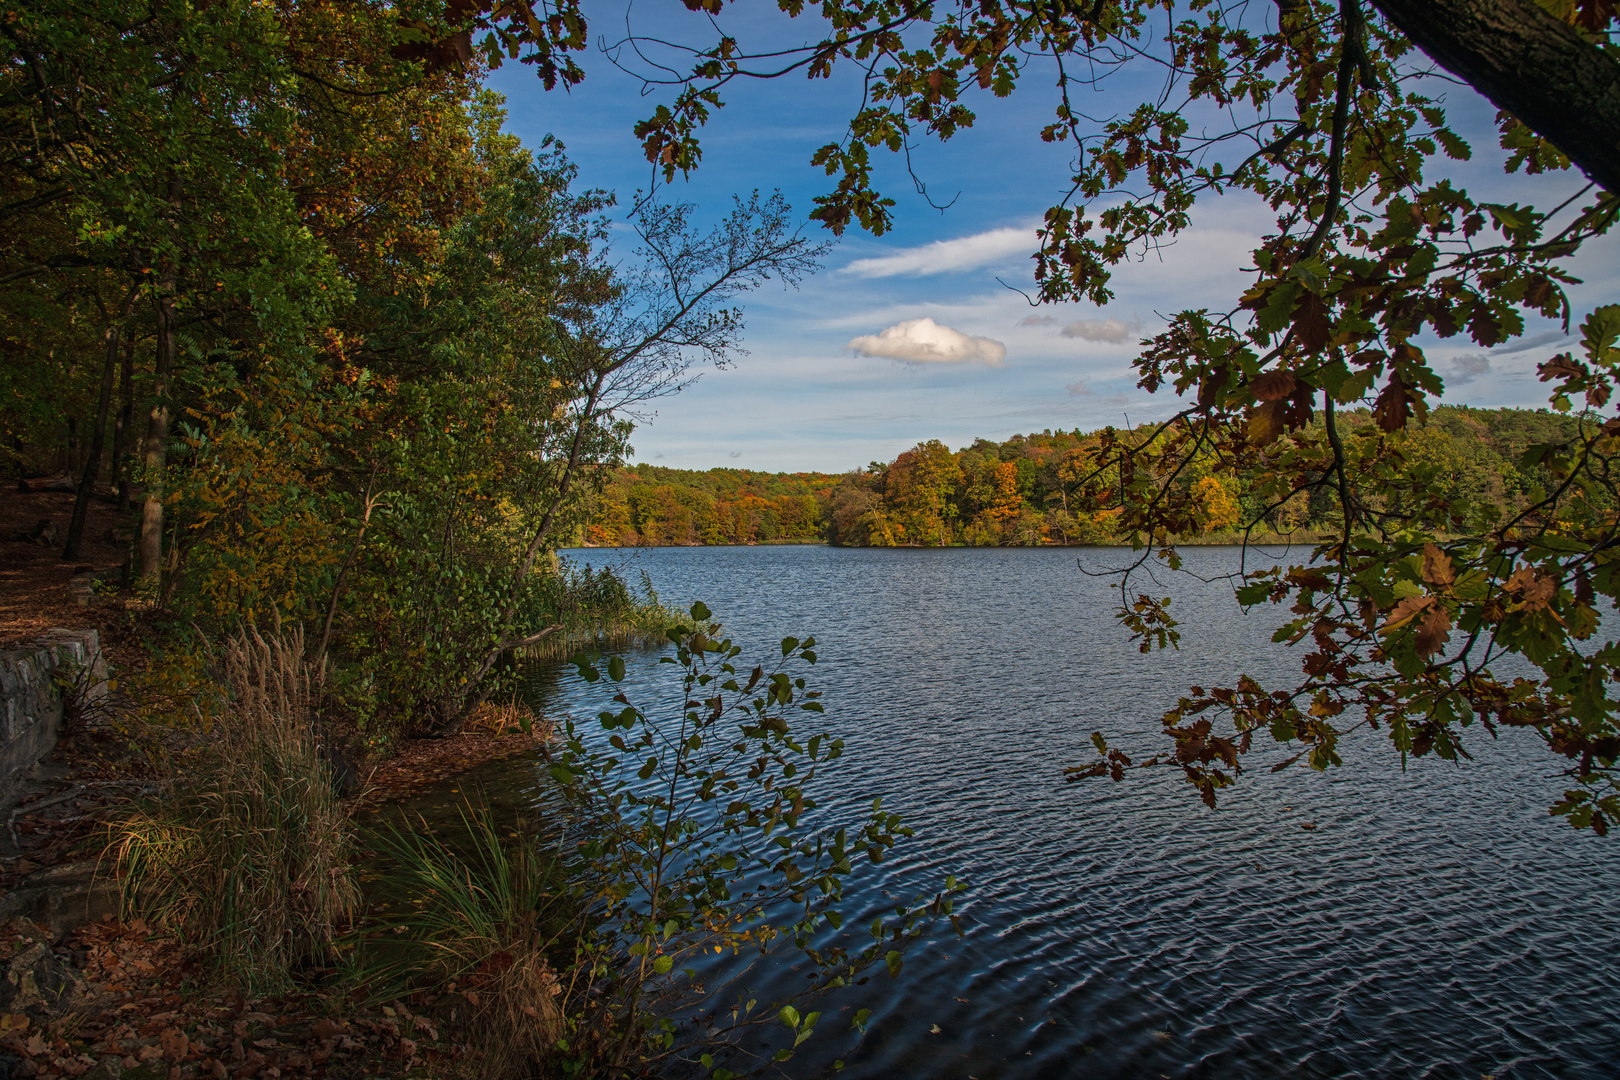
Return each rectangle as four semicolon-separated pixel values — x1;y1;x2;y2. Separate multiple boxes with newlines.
1293;292;1331;352
1381;594;1432;633
1251;370;1298;401
1372;373;1415;432
1420;542;1455;588
1415;603;1453;658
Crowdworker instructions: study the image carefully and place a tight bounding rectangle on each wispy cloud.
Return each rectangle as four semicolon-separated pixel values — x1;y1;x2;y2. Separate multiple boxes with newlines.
1060;317;1141;344
847;318;1006;366
1019;314;1057;327
840;227;1035;278
1493;330;1570;355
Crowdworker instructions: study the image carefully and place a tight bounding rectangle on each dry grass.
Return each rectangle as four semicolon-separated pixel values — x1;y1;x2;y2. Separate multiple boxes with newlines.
109;623;358;989
464;699;553;740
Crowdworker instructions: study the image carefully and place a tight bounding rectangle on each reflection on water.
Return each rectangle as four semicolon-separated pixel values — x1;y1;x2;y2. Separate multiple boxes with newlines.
400;545;1620;1079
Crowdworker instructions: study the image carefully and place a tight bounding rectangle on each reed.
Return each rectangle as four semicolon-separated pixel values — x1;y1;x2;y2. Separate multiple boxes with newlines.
520;565;708;664
110;624;358;990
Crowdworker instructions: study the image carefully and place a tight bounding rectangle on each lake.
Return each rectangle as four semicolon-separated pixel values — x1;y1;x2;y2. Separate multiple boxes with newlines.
419;544;1620;1079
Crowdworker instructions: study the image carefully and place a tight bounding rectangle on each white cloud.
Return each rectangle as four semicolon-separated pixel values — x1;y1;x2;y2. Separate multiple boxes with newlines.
1060;317;1140;343
1019;314;1057;326
840;227;1035;278
1448;354;1491;386
846;318;1006;366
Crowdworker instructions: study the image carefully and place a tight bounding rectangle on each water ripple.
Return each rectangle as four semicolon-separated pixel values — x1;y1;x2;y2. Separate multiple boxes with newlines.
445;546;1619;1079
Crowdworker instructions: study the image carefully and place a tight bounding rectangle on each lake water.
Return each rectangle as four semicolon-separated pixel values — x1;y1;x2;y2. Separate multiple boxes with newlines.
422;545;1620;1079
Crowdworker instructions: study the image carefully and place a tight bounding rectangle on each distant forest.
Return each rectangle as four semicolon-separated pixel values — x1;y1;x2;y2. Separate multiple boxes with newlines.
579;406;1603;548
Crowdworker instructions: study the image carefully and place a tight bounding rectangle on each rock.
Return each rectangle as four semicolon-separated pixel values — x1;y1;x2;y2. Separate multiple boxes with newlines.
0;920;90;1019
16;476;74;494
0;862;121;941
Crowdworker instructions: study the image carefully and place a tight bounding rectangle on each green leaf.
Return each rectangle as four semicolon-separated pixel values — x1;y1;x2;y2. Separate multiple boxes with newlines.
691;600;712;621
653;954;673;974
608;656;626;681
779;1005;801;1029
885;950;903;978
781;636;800;655
852;1008;872;1031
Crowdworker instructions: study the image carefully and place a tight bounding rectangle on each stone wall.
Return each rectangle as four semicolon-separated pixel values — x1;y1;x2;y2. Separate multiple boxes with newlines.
0;629;109;787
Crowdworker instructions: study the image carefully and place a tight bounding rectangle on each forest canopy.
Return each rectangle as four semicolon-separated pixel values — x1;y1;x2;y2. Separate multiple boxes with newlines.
581;406;1601;549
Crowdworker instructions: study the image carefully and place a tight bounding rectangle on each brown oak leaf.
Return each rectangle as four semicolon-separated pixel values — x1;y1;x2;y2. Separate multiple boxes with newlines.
1373;372;1416;432
1248;400;1286;445
1420;542;1455;588
1292;292;1331;351
1251;370;1298;401
1381;594;1433;633
1415;604;1453;658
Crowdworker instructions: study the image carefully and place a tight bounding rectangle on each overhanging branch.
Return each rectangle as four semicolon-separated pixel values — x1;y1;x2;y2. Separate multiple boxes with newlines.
1370;0;1620;193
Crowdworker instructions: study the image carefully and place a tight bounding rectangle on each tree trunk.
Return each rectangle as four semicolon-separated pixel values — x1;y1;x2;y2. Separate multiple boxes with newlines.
1372;0;1620;194
140;175;181;588
113;330;134;513
139;287;176;586
64;285;138;561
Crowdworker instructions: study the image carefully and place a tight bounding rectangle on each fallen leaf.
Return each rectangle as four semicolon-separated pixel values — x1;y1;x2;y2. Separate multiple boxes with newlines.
160;1027;189;1061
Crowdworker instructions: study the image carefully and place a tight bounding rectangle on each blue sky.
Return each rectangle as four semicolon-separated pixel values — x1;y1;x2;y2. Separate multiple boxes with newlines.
488;9;1618;473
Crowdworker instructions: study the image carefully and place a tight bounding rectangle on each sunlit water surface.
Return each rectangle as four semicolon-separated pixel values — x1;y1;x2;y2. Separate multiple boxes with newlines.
398;545;1620;1079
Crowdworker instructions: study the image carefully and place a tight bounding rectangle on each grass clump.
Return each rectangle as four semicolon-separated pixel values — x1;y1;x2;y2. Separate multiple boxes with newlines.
363;802;591;1079
110;623;357;990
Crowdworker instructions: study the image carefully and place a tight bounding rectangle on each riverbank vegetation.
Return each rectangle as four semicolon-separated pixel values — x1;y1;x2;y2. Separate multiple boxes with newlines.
579;406;1598;549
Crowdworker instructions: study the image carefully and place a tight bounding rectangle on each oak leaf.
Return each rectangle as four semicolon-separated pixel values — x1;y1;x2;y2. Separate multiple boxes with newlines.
1420;543;1455;588
1251;370;1298;401
1381;594;1433;633
1292;292;1331;351
1372;373;1416;432
1415;604;1453;658
1247;400;1286;445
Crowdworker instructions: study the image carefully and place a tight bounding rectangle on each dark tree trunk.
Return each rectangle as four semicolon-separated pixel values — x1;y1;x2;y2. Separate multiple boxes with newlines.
1372;0;1620;193
139;286;174;586
64;285;138;561
113;330;134;513
140;174;181;588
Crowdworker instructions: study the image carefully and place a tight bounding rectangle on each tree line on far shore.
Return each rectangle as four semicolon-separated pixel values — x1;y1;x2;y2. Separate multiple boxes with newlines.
581;405;1598;549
